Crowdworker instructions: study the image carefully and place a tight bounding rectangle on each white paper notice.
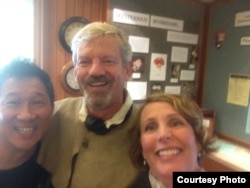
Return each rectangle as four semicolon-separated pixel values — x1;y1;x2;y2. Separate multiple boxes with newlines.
180;70;195;81
164;86;181;94
170;78;178;83
149;53;167;81
171;46;188;63
132;72;141;79
227;75;250;107
150;15;184;31
235;10;250;27
167;31;198;44
129;36;149;53
127;81;147;100
240;36;250;46
113;8;149;26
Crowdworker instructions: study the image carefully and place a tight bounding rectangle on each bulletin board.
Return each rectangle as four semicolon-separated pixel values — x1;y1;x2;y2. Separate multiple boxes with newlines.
110;0;202;103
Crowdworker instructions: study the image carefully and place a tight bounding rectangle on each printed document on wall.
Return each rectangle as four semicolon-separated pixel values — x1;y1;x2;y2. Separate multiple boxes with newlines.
226;74;250;107
246;103;250;134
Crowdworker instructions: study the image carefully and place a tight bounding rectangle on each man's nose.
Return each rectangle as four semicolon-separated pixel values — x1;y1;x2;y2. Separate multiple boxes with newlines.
89;59;105;76
17;104;36;120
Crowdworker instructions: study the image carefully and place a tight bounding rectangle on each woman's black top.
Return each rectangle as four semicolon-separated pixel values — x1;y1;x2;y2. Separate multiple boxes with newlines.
129;170;151;188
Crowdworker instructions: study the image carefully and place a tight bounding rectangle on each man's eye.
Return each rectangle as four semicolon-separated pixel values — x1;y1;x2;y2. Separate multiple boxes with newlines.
33;100;45;105
103;59;116;65
78;60;90;66
6;100;20;106
32;98;49;106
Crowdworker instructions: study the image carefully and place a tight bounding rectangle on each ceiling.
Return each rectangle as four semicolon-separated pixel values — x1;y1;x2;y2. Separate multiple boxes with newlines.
195;0;236;3
199;0;215;2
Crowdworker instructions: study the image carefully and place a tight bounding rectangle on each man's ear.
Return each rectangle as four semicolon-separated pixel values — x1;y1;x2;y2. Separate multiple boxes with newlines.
125;61;133;81
74;66;78;82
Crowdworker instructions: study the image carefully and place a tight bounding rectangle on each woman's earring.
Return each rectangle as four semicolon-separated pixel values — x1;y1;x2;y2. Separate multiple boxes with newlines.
198;152;202;158
143;159;146;165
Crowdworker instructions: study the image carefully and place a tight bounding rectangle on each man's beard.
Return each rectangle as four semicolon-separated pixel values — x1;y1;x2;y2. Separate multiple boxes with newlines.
83;75;114;109
85;89;113;110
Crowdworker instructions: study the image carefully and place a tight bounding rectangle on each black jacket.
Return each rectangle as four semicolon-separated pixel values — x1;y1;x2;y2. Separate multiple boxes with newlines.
129;170;151;188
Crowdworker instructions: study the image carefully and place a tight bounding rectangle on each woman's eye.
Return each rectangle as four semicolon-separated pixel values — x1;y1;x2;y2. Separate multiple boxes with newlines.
143;123;157;132
105;60;112;64
170;120;184;127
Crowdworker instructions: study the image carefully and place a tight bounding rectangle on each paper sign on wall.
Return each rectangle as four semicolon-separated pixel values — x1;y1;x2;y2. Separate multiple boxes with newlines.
129;36;149;53
235;10;250;27
150;15;184;31
167;31;198;44
227;74;250;107
113;8;149;26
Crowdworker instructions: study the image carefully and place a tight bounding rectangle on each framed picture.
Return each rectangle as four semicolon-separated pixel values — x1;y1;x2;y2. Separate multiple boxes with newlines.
132;55;145;73
150;82;164;94
201;109;215;139
171;64;180;79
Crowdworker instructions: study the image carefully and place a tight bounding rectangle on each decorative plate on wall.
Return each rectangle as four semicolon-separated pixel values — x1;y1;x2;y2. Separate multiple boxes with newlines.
59;61;80;94
59;16;89;53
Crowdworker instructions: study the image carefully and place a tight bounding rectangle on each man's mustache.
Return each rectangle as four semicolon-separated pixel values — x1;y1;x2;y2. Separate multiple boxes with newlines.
85;76;113;85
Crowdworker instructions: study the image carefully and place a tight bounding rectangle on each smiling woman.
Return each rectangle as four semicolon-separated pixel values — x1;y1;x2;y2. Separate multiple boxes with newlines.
0;0;33;66
129;93;217;188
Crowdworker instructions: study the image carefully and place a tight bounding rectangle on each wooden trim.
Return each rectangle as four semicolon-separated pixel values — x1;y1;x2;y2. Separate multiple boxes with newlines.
215;131;250;148
202;155;237;171
201;153;244;172
34;0;44;67
103;0;110;22
197;5;211;106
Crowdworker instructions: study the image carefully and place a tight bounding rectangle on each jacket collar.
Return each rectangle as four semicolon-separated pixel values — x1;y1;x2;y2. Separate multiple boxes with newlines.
78;89;133;129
